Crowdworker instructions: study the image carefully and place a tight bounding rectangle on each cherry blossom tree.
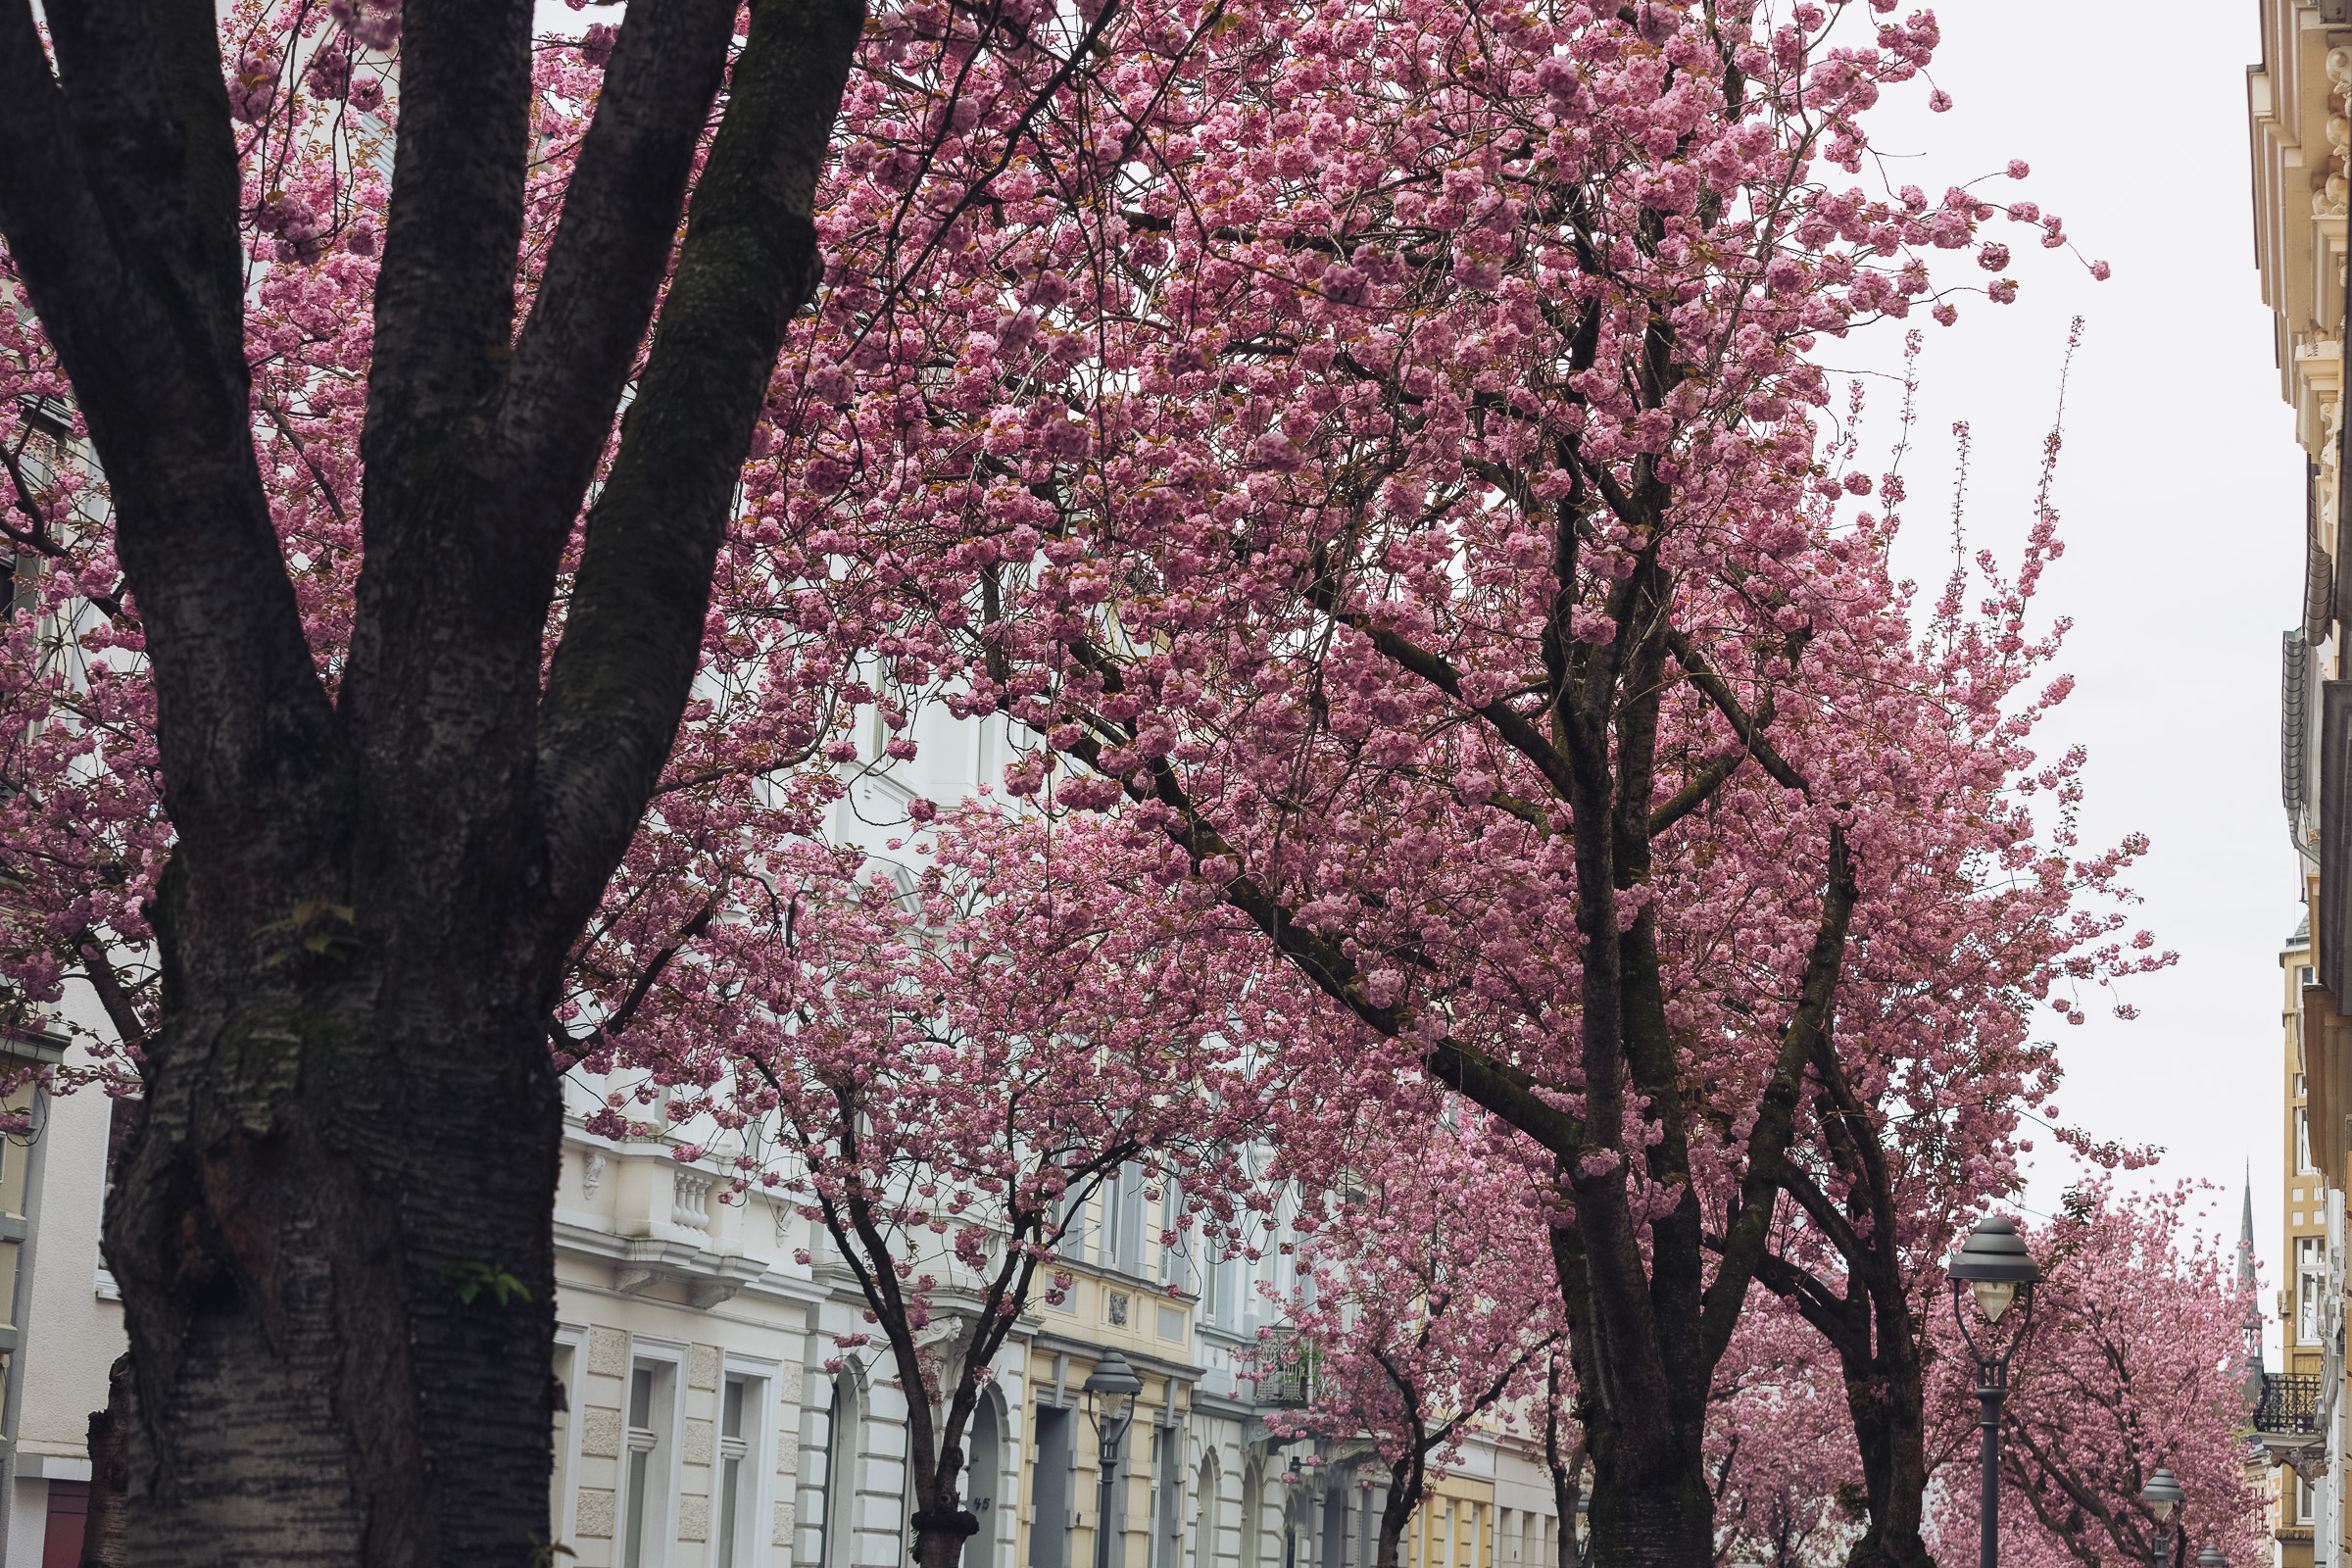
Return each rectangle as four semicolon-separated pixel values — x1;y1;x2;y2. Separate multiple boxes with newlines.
1925;1183;2264;1568
632;809;1296;1568
750;0;2152;1554
1257;1104;1564;1568
1726;375;2165;1568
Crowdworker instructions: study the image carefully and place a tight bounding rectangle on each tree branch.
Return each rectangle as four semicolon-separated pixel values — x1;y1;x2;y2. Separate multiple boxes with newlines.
498;0;739;528
1696;825;1856;1365
0;0;336;873
1646;690;1777;838
1662;628;1806;795
364;0;536;471
536;0;864;930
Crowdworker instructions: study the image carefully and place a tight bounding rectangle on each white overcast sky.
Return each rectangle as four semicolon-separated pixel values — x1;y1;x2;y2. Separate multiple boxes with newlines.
1829;0;2302;1330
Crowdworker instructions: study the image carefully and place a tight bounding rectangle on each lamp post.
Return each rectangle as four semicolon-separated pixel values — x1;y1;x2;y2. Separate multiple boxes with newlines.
2140;1468;2184;1568
2194;1546;2225;1568
1946;1215;2042;1568
1083;1353;1144;1568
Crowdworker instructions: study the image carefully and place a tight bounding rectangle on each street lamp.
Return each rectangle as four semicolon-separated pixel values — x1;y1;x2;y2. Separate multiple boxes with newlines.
2140;1467;2184;1568
1083;1353;1144;1568
2194;1546;2225;1568
1947;1215;2042;1568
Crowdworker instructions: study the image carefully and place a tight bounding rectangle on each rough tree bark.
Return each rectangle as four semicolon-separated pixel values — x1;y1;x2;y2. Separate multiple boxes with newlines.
78;1353;131;1568
0;0;859;1560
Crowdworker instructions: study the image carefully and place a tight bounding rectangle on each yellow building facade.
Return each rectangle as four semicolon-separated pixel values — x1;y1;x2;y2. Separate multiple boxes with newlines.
2244;0;2352;1556
2253;0;2352;1557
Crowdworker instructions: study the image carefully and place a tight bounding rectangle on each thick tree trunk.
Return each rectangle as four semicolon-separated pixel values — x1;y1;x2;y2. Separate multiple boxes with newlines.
1374;1477;1415;1568
1550;1210;1716;1568
0;0;862;1557
98;873;567;1561
912;1504;981;1568
1580;1443;1714;1568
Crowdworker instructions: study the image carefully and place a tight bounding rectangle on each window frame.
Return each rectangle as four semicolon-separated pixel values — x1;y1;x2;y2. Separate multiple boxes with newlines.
621;1339;688;1568
552;1324;588;1553
718;1353;784;1568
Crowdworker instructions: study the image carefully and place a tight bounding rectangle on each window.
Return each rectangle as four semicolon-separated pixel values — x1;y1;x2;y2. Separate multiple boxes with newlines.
1105;1166;1146;1275
94;1097;144;1300
716;1377;749;1568
2300;1073;2312;1101
2300;1106;2318;1175
2300;1238;2328;1345
2305;965;2320;988
552;1341;577;1547
622;1358;680;1568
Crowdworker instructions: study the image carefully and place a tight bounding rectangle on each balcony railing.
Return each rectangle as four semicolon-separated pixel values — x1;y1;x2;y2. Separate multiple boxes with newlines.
1248;1334;1318;1408
2254;1372;2325;1434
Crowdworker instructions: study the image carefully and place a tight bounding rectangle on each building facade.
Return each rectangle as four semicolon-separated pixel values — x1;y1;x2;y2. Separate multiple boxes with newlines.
2253;0;2352;1561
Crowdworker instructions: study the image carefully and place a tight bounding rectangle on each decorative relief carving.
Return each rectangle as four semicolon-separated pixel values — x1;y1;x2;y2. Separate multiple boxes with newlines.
582;1151;606;1198
2323;50;2352;216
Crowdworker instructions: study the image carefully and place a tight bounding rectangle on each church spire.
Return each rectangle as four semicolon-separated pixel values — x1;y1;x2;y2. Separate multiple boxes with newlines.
2242;1161;2267;1392
2243;1161;2260;1290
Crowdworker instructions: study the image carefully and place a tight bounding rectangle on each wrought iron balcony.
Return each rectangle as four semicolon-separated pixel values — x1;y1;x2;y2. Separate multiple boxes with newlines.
2254;1372;2324;1434
1248;1333;1317;1408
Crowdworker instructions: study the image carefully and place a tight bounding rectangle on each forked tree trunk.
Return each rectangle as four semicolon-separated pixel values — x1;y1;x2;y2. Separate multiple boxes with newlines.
0;0;861;1558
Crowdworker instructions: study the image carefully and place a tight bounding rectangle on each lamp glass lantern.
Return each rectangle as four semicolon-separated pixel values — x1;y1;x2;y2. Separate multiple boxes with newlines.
1082;1351;1144;1456
1946;1215;2042;1347
2139;1469;2183;1522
